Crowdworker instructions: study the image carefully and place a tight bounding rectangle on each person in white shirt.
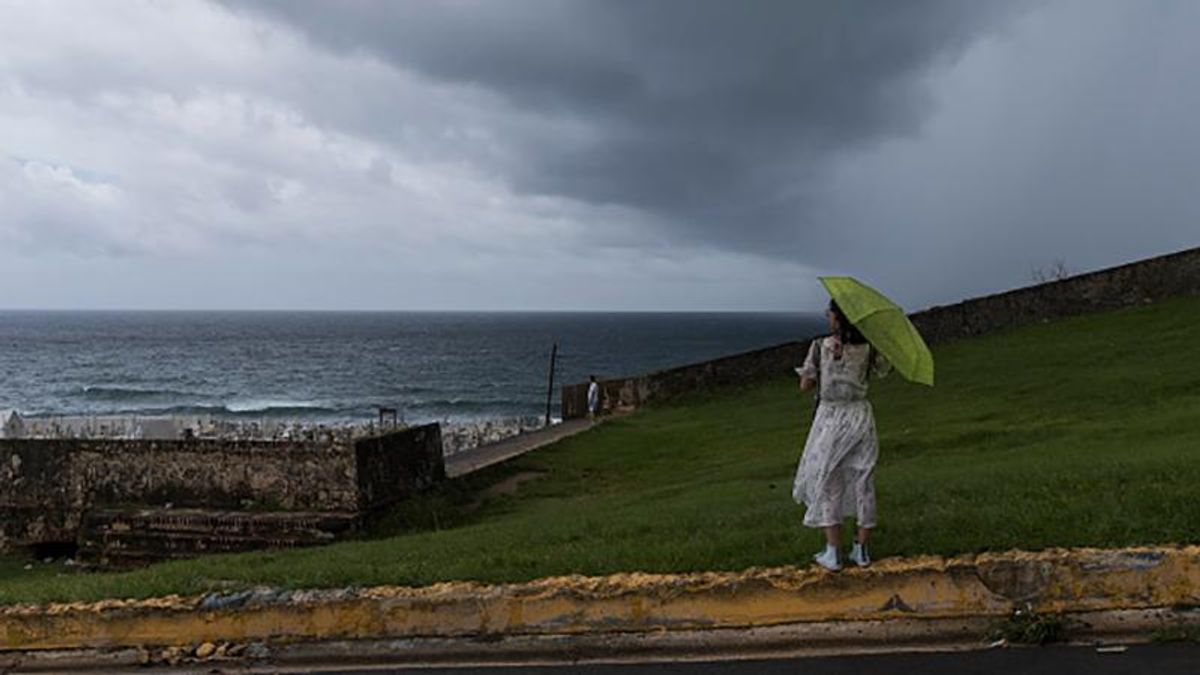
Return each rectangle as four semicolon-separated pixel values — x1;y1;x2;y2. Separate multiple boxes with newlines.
587;375;600;420
794;300;891;571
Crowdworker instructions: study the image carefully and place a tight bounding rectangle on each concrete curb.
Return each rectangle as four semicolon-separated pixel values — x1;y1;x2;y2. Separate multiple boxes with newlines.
1;546;1197;667
8;609;1200;672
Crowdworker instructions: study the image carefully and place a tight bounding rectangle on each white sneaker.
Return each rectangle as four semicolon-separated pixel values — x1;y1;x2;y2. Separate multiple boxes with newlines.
813;548;841;571
849;543;871;568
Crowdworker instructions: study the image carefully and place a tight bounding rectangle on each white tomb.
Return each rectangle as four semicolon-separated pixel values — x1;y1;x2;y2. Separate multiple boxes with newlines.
0;410;25;439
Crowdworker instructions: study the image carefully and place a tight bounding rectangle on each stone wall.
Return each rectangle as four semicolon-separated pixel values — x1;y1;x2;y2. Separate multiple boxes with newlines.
563;340;810;418
563;245;1200;418
80;439;359;512
0;426;448;557
355;423;445;512
0;441;81;549
908;245;1200;343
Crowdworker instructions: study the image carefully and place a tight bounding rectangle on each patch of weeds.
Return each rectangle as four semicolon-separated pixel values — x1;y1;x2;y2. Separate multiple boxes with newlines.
987;604;1069;645
363;481;480;536
1151;625;1200;643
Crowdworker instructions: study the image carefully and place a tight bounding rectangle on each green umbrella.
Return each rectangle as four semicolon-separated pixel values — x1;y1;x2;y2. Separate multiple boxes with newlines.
819;276;935;386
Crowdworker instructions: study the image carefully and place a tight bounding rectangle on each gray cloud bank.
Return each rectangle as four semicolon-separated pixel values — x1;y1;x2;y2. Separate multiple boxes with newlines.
230;0;1026;259
1;1;1198;310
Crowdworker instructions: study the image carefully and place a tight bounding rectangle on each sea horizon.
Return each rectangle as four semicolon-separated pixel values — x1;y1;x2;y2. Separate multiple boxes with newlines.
0;310;826;424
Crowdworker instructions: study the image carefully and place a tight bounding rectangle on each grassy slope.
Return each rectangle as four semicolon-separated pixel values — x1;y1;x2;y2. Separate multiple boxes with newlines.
1;297;1198;605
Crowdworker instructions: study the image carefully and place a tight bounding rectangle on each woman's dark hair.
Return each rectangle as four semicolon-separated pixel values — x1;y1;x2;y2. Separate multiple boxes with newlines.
829;300;868;345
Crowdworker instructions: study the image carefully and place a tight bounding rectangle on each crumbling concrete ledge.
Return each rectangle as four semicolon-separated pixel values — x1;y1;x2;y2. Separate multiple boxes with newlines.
1;546;1198;666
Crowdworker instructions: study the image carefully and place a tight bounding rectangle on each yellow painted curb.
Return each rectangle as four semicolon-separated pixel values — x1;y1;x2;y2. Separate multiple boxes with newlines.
1;546;1197;651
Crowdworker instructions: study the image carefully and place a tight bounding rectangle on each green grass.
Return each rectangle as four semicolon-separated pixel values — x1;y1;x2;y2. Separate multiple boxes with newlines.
1;297;1199;605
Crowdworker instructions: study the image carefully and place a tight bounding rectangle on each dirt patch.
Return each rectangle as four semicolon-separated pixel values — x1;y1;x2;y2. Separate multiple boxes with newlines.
479;471;546;501
461;471;547;513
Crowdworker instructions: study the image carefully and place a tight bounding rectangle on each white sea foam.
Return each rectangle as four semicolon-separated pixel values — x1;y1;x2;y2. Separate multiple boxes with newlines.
224;399;325;413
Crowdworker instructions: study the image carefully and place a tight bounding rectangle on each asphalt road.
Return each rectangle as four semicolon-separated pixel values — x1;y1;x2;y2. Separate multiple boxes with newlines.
321;644;1200;675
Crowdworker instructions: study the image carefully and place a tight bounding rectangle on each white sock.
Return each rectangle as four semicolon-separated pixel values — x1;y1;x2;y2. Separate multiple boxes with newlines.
824;544;838;557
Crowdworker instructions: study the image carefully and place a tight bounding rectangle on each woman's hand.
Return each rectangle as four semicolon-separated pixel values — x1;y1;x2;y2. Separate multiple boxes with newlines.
800;376;816;392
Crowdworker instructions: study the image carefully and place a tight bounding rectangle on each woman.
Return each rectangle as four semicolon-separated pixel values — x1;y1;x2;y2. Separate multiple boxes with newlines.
793;299;890;571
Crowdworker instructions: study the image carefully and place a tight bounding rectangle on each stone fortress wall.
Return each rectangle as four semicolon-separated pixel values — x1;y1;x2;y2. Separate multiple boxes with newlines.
563;245;1200;418
0;424;444;565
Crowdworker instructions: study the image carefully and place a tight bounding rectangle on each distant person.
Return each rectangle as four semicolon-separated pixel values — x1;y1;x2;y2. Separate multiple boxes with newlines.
587;375;600;420
793;299;891;571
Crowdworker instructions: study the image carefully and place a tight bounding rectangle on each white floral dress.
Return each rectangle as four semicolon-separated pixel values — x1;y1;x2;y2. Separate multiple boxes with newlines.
792;337;891;528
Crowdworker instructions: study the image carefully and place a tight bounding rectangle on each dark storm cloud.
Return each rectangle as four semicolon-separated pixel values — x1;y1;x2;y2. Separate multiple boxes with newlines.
225;1;1030;258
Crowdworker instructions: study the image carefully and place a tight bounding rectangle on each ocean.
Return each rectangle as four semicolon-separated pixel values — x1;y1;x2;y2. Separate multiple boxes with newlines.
0;311;825;424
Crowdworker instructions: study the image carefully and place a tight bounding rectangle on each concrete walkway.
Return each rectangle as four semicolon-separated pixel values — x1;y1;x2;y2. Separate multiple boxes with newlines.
445;418;596;478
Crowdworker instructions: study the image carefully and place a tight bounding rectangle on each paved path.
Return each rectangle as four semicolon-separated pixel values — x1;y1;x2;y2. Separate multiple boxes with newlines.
444;418;596;478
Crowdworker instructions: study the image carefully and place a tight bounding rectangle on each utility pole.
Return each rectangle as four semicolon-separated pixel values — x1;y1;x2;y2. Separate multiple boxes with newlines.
544;342;558;427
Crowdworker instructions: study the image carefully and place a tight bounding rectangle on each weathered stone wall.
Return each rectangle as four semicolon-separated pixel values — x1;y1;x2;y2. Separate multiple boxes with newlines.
908;245;1200;343
562;341;810;418
563;245;1200;418
0;441;82;549
0;438;358;550
80;439;360;512
355;423;446;512
1;425;449;554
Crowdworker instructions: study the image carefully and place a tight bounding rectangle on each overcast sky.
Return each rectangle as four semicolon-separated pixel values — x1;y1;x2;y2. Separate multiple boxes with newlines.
1;0;1198;311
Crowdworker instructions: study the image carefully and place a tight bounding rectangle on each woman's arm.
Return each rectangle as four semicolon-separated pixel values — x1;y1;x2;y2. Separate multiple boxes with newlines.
797;338;821;393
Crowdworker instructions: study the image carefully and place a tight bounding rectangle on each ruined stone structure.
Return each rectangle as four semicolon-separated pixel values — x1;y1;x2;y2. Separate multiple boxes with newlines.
564;245;1200;418
0;424;444;565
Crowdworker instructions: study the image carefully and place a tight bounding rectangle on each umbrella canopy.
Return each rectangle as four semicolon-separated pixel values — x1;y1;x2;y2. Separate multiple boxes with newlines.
819;276;935;386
